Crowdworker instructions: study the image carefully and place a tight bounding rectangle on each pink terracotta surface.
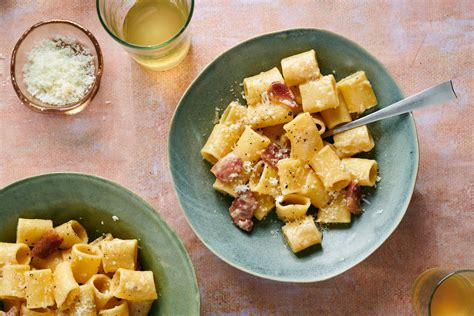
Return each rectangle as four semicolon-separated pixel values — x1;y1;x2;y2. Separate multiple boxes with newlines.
0;1;472;315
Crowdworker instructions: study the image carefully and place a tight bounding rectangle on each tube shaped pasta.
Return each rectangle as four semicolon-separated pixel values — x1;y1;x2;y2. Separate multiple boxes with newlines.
219;101;247;126
53;262;80;310
20;305;54;315
311;113;326;135
0;264;30;299
300;75;339;113
16;218;53;246
284;113;323;162
317;191;351;224
342;158;378;186
200;123;242;164
111;269;158;301
254;193;275;221
62;283;96;316
249;161;280;196
55;220;88;249
87;274;114;310
337;71;377;114
246;102;294;129
233;126;271;162
276;158;307;195
320;90;352;129
333;125;374;157
310;145;352;192
0;242;31;267
275;194;311;221
31;250;62;271
24;269;55;309
129;300;154;316
212;179;237;197
71;244;102;284
322;141;345;159
282;215;322;253
300;169;329;208
281;50;320;86
100;239;137;273
89;233;114;248
243;67;284;106
98;300;129;316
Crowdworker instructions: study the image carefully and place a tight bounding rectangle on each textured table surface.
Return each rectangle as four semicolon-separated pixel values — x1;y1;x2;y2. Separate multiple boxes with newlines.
1;1;473;315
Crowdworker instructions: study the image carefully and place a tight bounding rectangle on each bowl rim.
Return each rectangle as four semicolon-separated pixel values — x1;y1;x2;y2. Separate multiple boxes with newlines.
168;28;420;283
0;172;201;310
10;19;104;114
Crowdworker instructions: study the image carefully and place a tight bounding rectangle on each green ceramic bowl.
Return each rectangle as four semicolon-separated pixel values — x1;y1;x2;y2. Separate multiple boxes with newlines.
169;29;419;282
0;173;200;314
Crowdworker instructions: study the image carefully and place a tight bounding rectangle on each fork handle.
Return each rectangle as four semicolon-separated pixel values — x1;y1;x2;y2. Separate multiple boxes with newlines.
322;80;457;138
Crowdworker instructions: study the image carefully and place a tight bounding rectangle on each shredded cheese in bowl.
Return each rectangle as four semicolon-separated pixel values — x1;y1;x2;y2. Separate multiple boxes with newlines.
22;36;96;106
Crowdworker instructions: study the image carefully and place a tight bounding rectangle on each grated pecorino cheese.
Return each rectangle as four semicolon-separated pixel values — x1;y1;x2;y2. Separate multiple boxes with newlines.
22;36;96;106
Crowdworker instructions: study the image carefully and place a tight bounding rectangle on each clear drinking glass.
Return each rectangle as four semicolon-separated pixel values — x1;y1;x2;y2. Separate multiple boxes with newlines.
96;0;193;71
411;268;474;316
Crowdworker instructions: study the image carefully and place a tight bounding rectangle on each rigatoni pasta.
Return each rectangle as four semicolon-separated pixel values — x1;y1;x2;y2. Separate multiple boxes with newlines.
219;101;247;126
70;244;102;283
24;269;55;309
310;145;352;192
0;219;158;315
0;264;30;300
16;219;53;246
284;112;323;162
249;161;280;196
320;90;352;129
61;283;96;315
275;194;311;221
233;126;271;162
254;194;275;221
243;67;284;106
341;158;378;186
0;242;31;267
337;71;377;113
87;274;114;310
200;123;243;164
281;49;320;86
53;261;80;309
317;191;352;224
300;169;329;209
201;49;379;253
277;158;307;195
111;269;158;301
333;125;375;157
300;75;339;113
100;238;137;273
282;216;322;253
246;102;294;128
54;220;88;249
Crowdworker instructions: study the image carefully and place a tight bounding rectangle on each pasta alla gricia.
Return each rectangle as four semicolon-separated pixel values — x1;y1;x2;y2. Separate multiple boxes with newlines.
201;49;379;253
0;219;158;315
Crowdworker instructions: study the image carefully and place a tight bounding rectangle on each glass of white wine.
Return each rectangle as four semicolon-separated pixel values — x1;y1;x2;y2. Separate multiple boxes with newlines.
411;268;474;316
97;0;193;71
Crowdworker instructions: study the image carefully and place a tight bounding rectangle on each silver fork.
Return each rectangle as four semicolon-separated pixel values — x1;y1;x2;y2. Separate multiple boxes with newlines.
322;80;457;138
